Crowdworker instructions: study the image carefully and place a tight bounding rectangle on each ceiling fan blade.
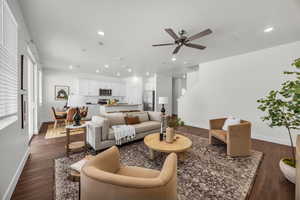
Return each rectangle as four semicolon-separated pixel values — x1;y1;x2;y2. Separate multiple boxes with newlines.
173;45;182;54
152;43;175;47
165;28;180;41
187;29;212;42
185;43;206;50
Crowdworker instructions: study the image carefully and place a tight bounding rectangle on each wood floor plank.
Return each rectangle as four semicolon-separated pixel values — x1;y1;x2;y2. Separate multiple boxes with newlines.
11;123;295;200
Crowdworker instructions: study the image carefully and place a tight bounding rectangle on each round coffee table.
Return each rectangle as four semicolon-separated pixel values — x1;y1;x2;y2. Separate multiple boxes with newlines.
144;133;192;161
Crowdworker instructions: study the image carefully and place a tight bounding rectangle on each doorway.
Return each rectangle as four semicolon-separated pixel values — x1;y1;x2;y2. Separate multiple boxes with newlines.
27;48;38;140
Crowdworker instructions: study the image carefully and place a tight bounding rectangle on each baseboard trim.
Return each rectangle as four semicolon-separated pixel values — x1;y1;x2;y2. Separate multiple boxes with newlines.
251;134;294;147
2;148;30;200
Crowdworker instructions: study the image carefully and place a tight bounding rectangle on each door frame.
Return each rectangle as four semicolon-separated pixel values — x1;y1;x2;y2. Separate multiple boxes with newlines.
27;47;38;140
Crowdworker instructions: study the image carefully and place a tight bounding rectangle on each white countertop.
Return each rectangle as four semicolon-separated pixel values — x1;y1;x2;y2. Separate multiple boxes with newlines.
102;104;141;107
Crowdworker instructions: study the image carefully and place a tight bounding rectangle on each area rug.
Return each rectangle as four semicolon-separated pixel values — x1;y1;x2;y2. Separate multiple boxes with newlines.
54;132;263;200
45;124;84;139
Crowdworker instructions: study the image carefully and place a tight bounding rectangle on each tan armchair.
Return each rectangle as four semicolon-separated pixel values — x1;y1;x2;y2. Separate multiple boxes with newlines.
81;146;178;200
209;118;251;157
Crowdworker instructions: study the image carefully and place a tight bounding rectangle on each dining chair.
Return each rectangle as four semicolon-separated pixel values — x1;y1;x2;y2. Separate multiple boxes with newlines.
80;106;89;120
51;107;67;129
65;107;77;126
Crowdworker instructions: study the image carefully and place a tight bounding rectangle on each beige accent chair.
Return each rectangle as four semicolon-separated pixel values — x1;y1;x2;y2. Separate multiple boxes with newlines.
209;118;251;157
81;146;178;200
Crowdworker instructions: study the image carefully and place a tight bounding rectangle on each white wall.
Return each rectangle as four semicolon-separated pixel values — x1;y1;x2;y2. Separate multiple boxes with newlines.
124;76;143;105
155;74;173;115
41;69;126;122
172;78;186;115
179;41;300;146
0;0;37;199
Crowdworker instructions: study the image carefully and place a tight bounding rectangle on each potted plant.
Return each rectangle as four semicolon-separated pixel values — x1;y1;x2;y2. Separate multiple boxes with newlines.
257;58;300;183
165;116;184;143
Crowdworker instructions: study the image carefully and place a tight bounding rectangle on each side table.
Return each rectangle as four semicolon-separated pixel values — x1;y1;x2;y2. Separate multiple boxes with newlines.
66;123;87;157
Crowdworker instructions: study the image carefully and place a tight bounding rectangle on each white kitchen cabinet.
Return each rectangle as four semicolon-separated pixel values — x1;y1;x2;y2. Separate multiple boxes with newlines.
78;79;89;96
101;82;111;89
111;83;119;96
119;84;126;97
97;81;104;90
88;80;99;96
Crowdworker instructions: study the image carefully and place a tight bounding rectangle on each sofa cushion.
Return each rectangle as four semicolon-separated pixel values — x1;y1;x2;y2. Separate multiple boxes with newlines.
108;121;161;140
147;111;161;121
127;112;149;122
104;113;126;127
210;129;227;142
124;116;140;125
132;121;161;133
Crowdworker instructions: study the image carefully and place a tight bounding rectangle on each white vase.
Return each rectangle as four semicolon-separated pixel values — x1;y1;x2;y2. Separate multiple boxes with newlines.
279;159;296;184
166;127;175;143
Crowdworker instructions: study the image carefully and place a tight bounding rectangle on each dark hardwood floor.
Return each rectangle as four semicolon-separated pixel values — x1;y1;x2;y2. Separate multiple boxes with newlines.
11;124;295;200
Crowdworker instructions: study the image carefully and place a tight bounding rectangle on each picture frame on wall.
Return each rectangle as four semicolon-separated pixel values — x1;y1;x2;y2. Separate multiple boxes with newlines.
55;85;70;101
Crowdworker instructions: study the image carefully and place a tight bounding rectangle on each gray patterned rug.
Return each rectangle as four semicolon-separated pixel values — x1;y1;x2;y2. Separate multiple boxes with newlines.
54;133;263;200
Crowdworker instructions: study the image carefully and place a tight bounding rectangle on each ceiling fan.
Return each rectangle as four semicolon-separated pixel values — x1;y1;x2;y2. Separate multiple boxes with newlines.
152;28;212;54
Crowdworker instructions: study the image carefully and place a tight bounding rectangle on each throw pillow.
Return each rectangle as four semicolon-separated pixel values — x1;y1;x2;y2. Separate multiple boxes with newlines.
147;111;161;121
124;116;140;125
223;117;241;131
127;112;149;122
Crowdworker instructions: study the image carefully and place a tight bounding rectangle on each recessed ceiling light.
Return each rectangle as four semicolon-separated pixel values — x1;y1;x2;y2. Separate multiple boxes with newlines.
133;76;138;82
69;65;73;70
171;56;176;62
146;72;150;76
264;27;274;33
116;72;121;77
96;69;100;73
127;68;132;72
104;64;109;68
97;30;105;36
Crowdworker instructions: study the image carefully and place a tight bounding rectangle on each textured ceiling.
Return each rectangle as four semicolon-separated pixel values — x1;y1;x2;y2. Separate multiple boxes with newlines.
19;0;300;77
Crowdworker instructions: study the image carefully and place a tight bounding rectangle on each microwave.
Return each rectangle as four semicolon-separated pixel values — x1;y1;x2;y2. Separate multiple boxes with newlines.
99;89;112;96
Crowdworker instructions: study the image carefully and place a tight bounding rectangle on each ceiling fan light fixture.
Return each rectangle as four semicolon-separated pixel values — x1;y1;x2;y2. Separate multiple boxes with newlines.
153;28;211;54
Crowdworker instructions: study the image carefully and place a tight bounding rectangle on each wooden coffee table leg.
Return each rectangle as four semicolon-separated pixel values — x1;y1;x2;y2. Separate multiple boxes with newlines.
177;152;186;161
149;148;155;160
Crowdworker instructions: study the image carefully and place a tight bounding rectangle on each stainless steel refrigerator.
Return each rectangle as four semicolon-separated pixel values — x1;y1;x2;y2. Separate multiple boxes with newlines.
143;90;155;111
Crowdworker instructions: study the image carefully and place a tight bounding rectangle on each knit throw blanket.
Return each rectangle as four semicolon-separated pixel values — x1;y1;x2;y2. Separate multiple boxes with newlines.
112;125;136;145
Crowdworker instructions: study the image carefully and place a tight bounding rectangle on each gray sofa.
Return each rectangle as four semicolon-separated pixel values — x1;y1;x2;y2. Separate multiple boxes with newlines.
87;111;162;151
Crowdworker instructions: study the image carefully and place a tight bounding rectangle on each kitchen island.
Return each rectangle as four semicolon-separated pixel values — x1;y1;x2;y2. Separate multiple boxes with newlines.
99;104;143;114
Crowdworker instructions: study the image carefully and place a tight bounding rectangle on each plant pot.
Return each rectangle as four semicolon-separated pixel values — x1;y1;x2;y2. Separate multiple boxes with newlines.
279;158;296;184
166;127;175;143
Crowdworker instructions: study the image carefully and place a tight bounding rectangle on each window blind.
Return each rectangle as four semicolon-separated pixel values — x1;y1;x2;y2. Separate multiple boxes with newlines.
0;0;18;119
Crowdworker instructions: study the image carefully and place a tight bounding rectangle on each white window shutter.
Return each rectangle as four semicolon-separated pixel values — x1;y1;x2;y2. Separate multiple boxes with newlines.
0;0;18;119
